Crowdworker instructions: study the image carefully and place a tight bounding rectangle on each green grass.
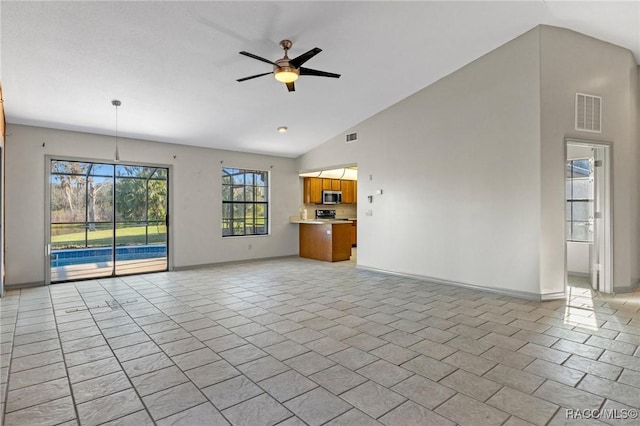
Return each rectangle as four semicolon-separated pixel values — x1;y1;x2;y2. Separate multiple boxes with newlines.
52;225;167;249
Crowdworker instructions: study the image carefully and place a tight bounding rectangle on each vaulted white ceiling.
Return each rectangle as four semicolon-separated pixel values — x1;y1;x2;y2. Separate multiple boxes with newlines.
2;1;638;157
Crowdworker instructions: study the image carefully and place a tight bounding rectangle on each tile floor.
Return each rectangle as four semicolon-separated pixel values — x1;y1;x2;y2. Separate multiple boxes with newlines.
1;258;639;425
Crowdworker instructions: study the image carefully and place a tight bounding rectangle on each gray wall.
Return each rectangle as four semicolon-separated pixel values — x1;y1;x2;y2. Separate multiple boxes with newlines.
5;124;300;286
637;65;640;287
539;26;639;293
298;25;640;297
1;133;4;296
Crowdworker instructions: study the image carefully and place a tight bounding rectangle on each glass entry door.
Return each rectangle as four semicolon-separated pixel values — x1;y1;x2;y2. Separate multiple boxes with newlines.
49;160;168;283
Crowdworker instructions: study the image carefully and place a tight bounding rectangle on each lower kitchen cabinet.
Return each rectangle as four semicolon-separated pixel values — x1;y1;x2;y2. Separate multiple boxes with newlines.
299;222;351;262
351;220;357;247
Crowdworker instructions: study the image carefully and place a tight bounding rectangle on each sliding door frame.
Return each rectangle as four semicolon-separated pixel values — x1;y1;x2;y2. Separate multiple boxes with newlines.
45;155;173;285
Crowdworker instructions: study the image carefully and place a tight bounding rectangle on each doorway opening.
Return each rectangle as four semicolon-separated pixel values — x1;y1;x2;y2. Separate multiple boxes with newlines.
298;165;358;261
565;140;612;293
46;159;169;283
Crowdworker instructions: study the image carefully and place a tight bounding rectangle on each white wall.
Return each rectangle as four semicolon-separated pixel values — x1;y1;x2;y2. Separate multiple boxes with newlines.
633;65;640;288
0;134;4;296
5;124;300;286
299;28;543;297
567;243;590;275
540;26;640;293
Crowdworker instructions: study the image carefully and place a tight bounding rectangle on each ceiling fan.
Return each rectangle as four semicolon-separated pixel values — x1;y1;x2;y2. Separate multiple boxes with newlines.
236;40;341;92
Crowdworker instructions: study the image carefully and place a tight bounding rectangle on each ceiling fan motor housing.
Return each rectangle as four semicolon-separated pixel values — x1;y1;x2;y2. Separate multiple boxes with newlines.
274;59;299;74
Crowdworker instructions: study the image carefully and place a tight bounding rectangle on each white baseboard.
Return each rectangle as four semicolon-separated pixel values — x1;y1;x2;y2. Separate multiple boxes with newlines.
540;291;566;301
173;255;298;271
356;265;559;302
568;272;590;278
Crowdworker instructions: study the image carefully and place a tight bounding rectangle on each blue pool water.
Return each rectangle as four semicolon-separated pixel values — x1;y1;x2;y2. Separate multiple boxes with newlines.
51;245;166;267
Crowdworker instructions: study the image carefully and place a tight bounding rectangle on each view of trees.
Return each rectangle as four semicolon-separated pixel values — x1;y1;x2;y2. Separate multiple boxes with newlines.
51;162;113;225
50;161;167;248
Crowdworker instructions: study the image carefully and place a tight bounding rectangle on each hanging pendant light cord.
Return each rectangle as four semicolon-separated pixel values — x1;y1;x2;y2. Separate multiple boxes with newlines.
112;99;121;162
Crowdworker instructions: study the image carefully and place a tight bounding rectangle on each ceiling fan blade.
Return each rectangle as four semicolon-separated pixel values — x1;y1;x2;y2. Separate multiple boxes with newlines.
299;67;341;78
236;72;273;82
239;51;279;66
286;82;295;92
290;47;322;68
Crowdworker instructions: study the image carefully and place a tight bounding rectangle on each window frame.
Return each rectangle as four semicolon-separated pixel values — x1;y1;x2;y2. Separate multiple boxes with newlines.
221;167;270;238
566;158;593;243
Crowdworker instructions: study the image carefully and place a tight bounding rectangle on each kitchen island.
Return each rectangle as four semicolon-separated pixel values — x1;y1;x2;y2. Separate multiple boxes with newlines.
290;219;353;262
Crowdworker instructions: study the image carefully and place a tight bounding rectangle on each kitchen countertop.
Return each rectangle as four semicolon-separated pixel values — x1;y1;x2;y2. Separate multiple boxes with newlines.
289;216;357;225
290;218;353;224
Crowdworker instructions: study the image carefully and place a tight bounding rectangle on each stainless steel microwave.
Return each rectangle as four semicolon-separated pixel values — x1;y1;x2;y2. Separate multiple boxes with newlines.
322;190;342;204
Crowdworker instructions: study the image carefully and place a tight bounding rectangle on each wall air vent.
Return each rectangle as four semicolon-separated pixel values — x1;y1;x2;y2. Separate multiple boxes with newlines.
345;132;358;143
575;93;602;133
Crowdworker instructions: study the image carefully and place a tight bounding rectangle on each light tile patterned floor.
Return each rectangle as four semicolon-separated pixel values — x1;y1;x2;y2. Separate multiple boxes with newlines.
1;258;639;425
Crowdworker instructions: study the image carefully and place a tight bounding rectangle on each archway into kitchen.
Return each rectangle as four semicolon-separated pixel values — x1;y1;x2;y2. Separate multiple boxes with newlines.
299;165;358;261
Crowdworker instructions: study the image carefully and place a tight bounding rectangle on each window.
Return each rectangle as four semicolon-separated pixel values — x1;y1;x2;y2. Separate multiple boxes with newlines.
222;167;269;237
566;159;593;242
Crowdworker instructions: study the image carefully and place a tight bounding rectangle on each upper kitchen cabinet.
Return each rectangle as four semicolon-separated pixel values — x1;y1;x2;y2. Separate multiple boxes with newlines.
304;177;323;204
341;180;356;204
304;177;357;205
320;178;341;190
301;168;358;205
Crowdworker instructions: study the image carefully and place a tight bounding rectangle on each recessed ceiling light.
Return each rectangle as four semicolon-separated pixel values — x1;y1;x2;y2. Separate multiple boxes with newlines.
277;126;288;133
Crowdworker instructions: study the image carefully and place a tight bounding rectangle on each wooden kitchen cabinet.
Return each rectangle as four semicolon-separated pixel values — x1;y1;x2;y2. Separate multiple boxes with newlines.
320;178;341;190
350;181;357;205
341;180;355;204
303;177;357;205
351;220;357;247
303;177;323;204
299;222;352;262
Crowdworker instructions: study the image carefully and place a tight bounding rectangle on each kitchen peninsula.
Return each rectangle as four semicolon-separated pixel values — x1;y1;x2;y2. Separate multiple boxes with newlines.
290;210;353;262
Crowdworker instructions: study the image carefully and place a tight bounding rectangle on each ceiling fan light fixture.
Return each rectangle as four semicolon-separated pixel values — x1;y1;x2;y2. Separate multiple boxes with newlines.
274;68;299;83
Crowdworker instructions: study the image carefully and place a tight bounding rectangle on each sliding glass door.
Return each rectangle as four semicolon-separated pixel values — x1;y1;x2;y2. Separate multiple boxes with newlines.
49;160;168;283
114;166;168;276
